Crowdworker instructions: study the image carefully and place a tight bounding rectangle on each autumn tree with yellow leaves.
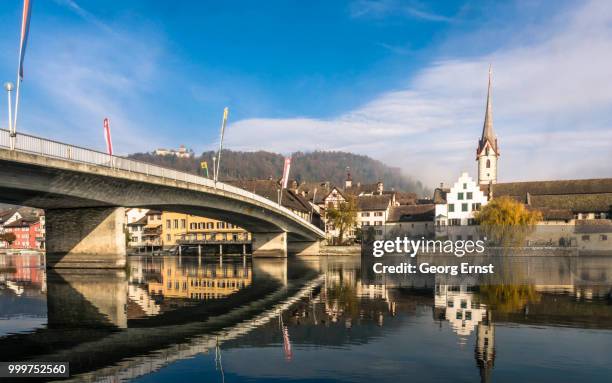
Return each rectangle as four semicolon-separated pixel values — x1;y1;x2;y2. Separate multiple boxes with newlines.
475;196;542;247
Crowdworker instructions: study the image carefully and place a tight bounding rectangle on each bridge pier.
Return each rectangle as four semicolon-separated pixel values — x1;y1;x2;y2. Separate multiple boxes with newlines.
251;232;287;257
46;207;127;269
287;239;321;256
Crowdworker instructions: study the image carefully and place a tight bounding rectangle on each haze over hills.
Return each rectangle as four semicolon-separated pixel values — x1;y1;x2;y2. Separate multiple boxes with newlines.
128;150;430;196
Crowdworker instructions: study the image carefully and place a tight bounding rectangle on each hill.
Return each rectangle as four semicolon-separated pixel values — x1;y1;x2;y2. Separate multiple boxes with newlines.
127;150;430;196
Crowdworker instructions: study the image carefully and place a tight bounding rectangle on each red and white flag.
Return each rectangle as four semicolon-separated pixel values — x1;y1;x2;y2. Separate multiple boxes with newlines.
281;157;291;189
103;118;113;155
17;0;33;80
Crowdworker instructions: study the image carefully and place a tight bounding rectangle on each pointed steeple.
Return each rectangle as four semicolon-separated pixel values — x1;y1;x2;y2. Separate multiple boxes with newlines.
477;65;498;156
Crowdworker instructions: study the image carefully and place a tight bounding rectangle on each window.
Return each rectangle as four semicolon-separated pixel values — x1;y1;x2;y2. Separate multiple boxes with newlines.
166;234;171;241
458;192;464;200
467;219;476;225
374;221;383;226
173;219;178;229
601;235;608;241
582;235;590;241
448;204;455;212
374;212;383;217
449;219;461;226
456;312;463;320
362;222;370;226
472;203;481;211
375;230;383;235
190;223;196;230
447;300;454;308
361;212;370;217
486;159;491;168
466;192;473;200
465;311;472;320
180;219;186;229
463;183;467;190
462;203;468;212
166;220;171;229
460;300;467;309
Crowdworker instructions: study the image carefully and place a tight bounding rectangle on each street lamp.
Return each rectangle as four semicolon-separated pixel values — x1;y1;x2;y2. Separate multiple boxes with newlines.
4;82;14;133
4;82;14;150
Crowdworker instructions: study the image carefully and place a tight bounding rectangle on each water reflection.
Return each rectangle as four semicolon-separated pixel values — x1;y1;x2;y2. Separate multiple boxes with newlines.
0;254;611;382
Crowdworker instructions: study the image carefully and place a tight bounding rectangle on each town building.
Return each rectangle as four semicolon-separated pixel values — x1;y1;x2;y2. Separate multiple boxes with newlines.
2;217;42;250
154;145;193;158
387;204;435;238
160;211;249;248
228;179;320;224
434;173;489;240
127;216;148;249
142;210;163;248
356;194;395;239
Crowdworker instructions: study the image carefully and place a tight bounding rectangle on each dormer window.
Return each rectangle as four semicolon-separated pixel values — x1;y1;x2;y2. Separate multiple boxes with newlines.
486;159;491;168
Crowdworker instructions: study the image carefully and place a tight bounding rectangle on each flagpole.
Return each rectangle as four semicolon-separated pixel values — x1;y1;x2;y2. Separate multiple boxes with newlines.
215;107;229;183
13;0;33;146
12;77;21;138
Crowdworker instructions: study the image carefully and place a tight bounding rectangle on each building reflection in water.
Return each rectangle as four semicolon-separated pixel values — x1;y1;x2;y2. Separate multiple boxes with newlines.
1;255;612;382
127;255;252;318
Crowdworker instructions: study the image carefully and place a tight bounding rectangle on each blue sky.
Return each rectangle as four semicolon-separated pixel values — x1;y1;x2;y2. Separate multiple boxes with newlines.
1;0;611;186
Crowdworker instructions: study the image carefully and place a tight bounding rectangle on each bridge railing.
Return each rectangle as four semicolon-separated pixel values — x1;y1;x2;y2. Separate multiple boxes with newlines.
0;129;324;236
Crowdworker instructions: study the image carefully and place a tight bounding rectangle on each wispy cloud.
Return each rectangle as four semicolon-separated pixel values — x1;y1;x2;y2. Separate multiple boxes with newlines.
18;1;168;154
226;0;612;186
350;0;454;22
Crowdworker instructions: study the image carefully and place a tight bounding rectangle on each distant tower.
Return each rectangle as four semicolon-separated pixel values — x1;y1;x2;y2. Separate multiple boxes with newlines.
476;66;499;185
345;167;352;189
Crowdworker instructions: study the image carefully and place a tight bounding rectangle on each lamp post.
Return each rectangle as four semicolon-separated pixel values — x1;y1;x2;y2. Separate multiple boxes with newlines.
4;82;14;149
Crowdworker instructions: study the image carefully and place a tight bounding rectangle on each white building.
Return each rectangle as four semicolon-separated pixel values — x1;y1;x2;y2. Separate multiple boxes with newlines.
154;145;193;158
434;173;488;240
356;194;395;239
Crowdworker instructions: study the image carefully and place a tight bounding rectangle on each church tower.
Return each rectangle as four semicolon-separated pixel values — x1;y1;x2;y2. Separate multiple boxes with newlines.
476;66;499;185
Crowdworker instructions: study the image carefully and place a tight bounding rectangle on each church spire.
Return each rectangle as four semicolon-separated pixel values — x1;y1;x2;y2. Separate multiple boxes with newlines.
476;65;499;185
477;65;498;156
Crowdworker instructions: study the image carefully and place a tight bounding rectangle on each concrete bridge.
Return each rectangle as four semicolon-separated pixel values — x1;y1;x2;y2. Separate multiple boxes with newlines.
0;129;325;268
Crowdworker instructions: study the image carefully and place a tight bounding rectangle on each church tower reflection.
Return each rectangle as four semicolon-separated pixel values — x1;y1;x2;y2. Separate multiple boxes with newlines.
475;311;496;383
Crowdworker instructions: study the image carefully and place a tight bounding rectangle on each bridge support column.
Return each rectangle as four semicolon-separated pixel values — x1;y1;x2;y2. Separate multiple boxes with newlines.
251;232;287;257
288;239;321;256
46;207;126;269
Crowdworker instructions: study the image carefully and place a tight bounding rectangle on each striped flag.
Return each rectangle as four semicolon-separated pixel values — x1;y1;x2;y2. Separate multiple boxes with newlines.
103;118;113;155
281;157;291;189
17;0;33;79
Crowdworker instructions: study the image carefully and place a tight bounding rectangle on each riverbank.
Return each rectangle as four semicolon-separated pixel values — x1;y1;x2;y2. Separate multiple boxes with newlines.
319;244;360;256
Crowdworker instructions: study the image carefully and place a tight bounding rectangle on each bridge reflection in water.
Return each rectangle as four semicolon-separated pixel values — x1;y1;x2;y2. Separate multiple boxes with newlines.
1;254;612;382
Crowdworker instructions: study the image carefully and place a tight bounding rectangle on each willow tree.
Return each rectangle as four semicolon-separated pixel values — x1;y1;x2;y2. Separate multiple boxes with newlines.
476;196;542;248
326;196;357;245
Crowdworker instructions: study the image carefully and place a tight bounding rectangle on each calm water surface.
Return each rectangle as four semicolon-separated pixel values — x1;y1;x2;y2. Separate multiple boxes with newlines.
1;253;612;382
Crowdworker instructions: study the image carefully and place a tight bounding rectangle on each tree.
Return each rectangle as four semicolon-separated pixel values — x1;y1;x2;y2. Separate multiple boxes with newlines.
475;196;542;247
326;196;357;245
0;232;17;245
